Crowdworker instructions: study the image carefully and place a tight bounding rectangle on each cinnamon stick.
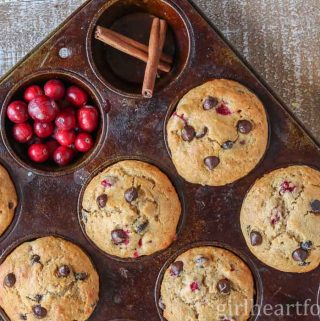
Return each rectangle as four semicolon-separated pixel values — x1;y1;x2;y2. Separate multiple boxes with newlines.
94;26;171;73
142;18;167;98
106;27;173;64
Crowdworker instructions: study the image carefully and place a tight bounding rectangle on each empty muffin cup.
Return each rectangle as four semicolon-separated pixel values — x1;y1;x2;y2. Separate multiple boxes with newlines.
87;0;191;97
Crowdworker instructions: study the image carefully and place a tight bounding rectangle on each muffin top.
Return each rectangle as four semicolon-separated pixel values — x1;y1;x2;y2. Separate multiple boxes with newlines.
0;163;17;237
81;160;181;258
241;165;320;272
0;236;99;321
160;246;254;321
167;79;268;186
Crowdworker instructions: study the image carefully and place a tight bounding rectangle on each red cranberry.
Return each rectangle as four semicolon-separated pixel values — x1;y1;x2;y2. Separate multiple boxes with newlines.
101;179;112;188
280;181;296;194
12;123;33;143
190;281;199;292
66;86;88;107
45;139;59;158
271;208;281;226
28;143;49;163
216;102;232;115
55;111;76;130
44;79;65;100
75;133;94;152
23;85;43;102
28;95;57;122
77;106;99;132
7;101;29;123
133;251;139;258
53;146;74;166
54;129;76;146
33;122;54;138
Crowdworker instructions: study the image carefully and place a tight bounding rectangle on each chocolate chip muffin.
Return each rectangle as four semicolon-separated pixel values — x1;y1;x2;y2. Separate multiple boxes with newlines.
160;246;254;321
166;79;268;186
0;164;17;237
81;160;181;259
0;236;99;321
240;165;320;273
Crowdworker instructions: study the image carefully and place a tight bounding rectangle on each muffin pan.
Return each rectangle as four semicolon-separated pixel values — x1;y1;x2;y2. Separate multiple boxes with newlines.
0;0;319;320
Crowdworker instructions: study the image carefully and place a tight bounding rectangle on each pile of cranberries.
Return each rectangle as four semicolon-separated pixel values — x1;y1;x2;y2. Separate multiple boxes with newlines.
6;79;100;166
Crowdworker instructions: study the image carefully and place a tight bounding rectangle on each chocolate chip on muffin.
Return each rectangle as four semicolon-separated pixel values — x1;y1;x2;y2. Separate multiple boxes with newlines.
250;231;263;246
292;248;309;262
195;126;208;139
300;240;312;251
75;272;88;281
217;278;231;294
203;96;219;110
57;265;71;277
34;294;43;303
111;229;128;245
170;261;184;277
4;273;16;287
97;194;108;208
222;140;233;150
310;199;320;213
204;156;220;170
124;187;138;203
181;125;196;142
31;254;41;264
32;305;47;319
194;255;208;267
237;120;252;134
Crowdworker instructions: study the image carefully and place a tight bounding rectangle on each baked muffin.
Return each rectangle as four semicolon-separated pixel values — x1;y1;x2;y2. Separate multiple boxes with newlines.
240;165;320;272
160;246;254;321
81;160;181;258
0;236;99;321
166;79;268;186
0;163;17;236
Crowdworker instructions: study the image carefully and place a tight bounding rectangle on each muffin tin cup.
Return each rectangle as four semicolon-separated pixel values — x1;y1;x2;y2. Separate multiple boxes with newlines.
0;69;108;177
163;77;272;187
0;233;101;321
86;0;192;98
77;155;188;263
154;241;263;321
0;0;319;320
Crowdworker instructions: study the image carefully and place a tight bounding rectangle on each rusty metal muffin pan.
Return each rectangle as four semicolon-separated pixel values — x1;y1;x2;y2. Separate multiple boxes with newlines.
0;0;319;320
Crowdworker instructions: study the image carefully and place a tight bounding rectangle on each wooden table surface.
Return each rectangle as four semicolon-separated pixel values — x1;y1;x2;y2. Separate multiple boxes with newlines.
0;0;319;142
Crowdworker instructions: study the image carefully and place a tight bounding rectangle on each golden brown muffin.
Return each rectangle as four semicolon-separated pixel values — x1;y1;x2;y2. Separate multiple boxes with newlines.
0;163;17;237
0;236;99;321
160;246;254;321
167;79;268;186
81;160;181;258
241;165;320;272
